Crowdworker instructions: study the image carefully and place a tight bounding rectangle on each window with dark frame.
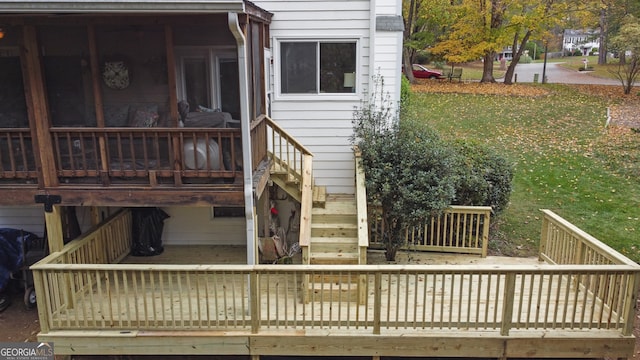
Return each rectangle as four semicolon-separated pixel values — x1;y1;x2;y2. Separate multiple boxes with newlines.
280;41;356;94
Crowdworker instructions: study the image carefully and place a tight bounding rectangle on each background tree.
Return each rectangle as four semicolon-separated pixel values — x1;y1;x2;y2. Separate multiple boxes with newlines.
593;0;640;65
501;0;570;84
609;15;640;94
431;0;510;83
402;0;450;83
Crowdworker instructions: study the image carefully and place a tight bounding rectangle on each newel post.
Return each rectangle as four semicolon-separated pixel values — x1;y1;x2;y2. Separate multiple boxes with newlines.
500;272;516;336
538;211;550;262
622;271;640;336
250;271;259;334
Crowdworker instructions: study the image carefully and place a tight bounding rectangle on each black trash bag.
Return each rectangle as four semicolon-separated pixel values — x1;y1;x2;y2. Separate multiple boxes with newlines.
130;208;169;256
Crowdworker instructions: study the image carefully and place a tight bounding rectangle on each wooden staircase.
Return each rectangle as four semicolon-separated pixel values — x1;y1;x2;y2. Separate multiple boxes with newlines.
264;117;367;302
309;194;361;265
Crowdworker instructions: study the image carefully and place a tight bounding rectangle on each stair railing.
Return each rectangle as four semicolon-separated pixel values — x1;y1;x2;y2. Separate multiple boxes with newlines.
263;116;314;251
264;116;313;186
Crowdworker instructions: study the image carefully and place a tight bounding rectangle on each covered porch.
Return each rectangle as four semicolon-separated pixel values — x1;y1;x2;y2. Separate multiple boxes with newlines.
0;3;272;206
31;208;640;359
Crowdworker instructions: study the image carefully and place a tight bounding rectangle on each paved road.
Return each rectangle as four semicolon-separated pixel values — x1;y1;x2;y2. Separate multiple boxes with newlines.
500;62;620;85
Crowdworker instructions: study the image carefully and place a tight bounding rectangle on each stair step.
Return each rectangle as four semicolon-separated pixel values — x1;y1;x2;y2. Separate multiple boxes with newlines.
312;186;326;207
310;237;358;253
310;223;358;238
310;252;360;265
271;163;288;175
312;196;356;214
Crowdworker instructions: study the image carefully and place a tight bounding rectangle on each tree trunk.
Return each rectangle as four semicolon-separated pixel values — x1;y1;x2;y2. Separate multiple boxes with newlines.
481;52;496;83
504;31;532;85
598;7;608;65
403;48;416;84
385;244;398;261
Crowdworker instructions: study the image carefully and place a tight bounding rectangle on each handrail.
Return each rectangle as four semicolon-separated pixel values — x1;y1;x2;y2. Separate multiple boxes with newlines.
539;209;639;267
38;208;132;265
354;147;369;249
263;116;313;157
298;154;313;248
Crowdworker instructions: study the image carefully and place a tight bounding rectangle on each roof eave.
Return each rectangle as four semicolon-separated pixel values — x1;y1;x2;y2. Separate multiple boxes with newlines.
0;1;246;14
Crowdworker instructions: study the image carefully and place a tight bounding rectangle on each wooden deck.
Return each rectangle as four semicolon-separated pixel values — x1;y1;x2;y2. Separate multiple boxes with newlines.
31;210;640;358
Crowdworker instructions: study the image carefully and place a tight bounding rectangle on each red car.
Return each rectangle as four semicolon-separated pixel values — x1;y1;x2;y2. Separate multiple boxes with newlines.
411;64;444;79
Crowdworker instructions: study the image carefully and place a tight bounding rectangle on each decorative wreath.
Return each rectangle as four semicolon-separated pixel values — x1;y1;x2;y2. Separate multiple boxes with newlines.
102;61;130;90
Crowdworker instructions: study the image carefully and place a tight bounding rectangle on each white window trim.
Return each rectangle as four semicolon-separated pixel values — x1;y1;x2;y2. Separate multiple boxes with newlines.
174;46;236;110
274;38;361;101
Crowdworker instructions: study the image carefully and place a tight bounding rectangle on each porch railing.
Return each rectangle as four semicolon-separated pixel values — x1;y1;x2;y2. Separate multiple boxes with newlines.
368;205;492;257
31;210;639;337
50;128;243;185
0;129;38;181
0;126;254;187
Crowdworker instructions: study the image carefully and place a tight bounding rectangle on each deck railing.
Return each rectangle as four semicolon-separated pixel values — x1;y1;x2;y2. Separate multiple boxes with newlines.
0;129;38;181
369;205;492;257
31;262;639;335
31;210;639;337
539;209;640;335
540;209;637;267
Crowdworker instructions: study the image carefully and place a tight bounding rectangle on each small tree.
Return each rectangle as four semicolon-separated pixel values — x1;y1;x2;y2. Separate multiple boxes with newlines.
609;16;640;95
352;76;459;261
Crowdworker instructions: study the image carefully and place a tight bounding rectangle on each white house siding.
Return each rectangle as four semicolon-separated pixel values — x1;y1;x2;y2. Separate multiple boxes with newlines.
373;32;403;111
374;0;403;116
0;206;46;237
161;207;245;246
255;0;372;194
0;206;95;238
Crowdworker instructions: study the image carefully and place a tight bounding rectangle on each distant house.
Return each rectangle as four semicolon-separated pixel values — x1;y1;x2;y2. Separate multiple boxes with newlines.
563;29;600;55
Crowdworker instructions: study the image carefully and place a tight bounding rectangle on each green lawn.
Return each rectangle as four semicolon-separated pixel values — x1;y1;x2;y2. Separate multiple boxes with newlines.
406;85;640;262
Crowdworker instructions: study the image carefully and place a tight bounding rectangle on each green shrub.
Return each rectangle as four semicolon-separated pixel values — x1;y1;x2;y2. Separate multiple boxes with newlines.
452;140;514;215
352;76;459;260
400;75;411;111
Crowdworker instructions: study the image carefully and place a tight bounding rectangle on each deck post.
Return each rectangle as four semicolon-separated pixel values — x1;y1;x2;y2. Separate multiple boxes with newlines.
250;271;260;333
373;272;382;335
500;272;516;336
622;271;640;336
538;212;550;262
480;208;490;257
87;25;111;186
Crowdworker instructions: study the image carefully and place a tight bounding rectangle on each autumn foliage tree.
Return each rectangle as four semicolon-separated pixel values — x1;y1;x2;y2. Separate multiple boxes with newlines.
402;0;451;83
429;0;580;84
609;15;640;94
431;0;510;83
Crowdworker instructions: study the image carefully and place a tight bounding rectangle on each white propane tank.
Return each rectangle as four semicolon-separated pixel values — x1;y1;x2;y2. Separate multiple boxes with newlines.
183;139;220;170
